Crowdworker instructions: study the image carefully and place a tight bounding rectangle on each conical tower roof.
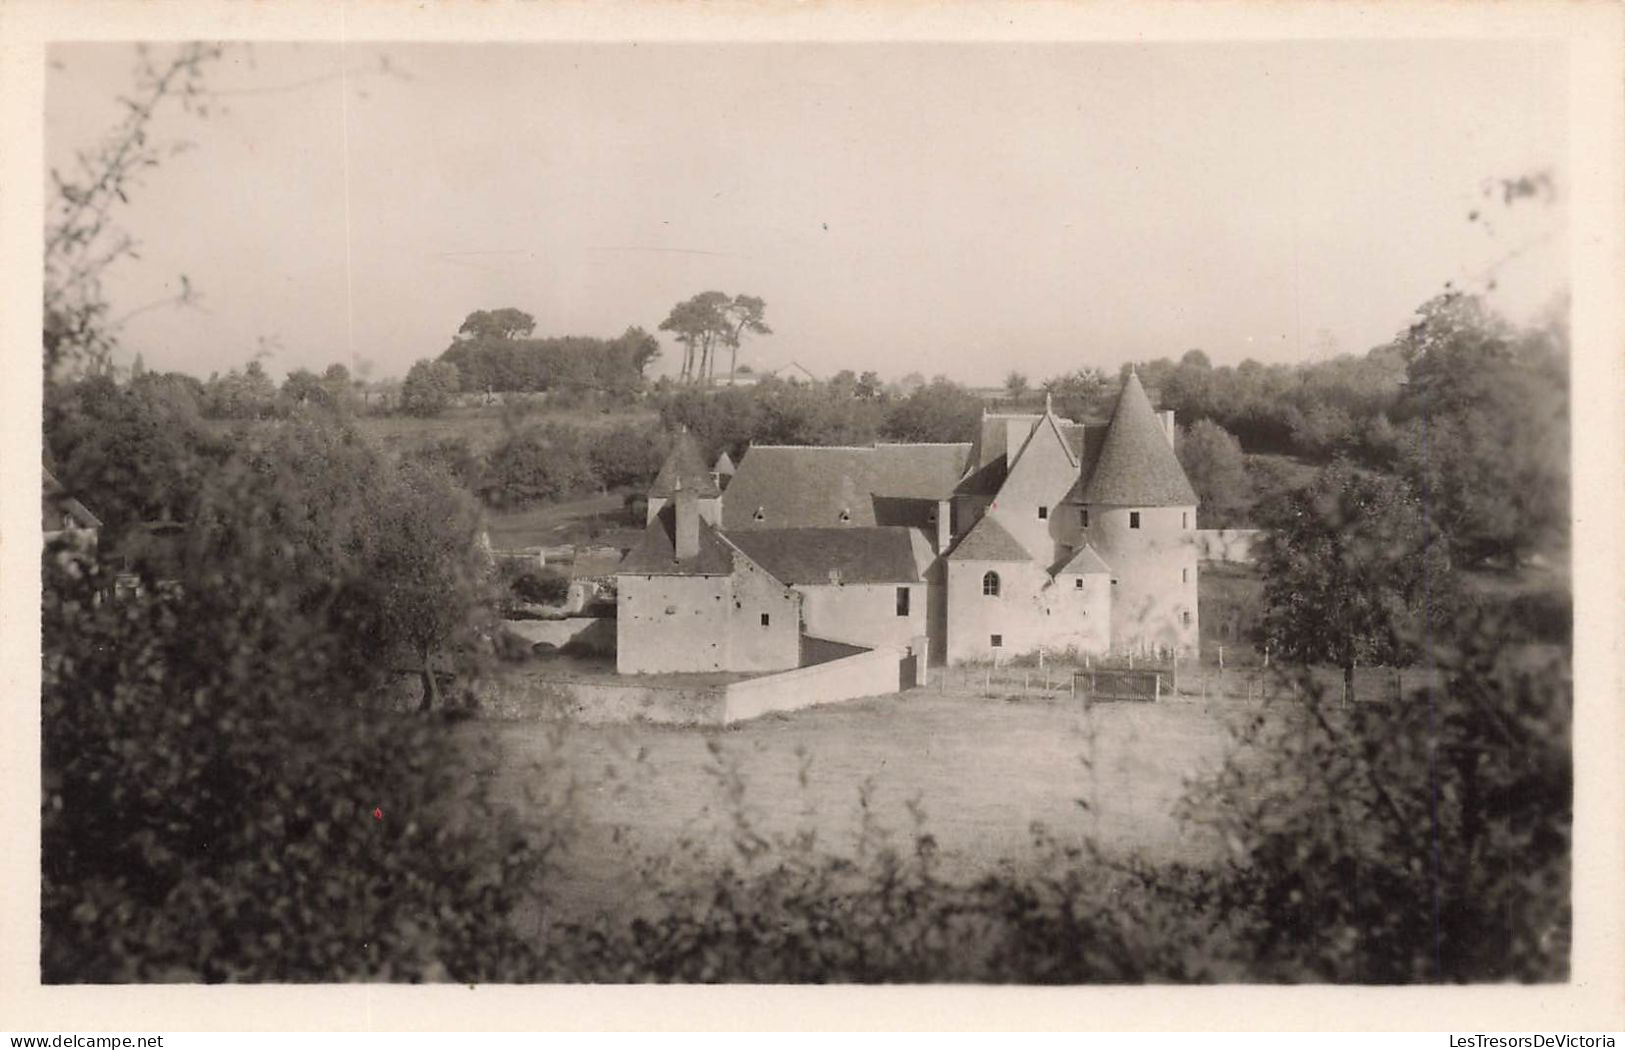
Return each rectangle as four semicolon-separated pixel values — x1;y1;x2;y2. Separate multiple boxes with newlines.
649;430;721;498
1078;370;1197;506
713;449;736;476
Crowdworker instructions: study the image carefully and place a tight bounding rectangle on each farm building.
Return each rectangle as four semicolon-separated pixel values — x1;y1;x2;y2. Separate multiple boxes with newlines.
616;369;1200;672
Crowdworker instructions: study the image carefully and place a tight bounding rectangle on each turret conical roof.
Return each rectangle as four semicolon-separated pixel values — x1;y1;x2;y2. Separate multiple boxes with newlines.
1078;370;1198;506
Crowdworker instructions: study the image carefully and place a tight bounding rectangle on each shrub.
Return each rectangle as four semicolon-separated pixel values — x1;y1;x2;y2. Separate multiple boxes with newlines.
511;568;571;605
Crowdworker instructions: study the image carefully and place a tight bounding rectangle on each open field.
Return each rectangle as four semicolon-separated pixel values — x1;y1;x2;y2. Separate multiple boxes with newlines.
466;691;1248;927
484;491;644;552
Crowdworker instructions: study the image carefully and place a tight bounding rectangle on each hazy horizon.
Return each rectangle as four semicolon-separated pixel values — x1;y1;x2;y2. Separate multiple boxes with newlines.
46;41;1569;386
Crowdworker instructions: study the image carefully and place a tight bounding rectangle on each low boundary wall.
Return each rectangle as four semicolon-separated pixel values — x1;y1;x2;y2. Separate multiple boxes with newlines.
722;641;905;724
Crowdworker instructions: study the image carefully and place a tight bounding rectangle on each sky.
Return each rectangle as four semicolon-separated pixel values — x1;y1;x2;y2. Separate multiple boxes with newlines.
45;40;1569;386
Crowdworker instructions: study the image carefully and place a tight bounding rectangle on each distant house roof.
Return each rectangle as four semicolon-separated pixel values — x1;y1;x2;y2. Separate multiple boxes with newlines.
1078;371;1198;507
726;526;926;585
946;513;1032;562
1053;543;1112;576
712;449;736;477
721;443;968;532
649;430;721;499
617;503;736;576
42;468;101;532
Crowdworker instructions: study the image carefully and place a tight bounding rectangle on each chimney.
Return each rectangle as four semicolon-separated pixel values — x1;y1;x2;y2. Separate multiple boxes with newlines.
674;480;700;561
1160;409;1176;448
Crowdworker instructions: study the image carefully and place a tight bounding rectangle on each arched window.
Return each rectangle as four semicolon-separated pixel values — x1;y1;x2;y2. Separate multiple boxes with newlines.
982;571;1000;597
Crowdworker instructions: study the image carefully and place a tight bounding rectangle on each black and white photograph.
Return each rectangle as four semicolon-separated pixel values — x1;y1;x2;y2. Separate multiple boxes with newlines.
5;0;1623;1033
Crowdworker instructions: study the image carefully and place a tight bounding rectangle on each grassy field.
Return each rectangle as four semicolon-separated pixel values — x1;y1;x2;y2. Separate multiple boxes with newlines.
484;491;645;552
465;692;1248;929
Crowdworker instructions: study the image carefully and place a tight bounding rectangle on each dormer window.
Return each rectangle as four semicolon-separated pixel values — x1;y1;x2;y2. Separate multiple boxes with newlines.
838;507;851;523
753;506;766;522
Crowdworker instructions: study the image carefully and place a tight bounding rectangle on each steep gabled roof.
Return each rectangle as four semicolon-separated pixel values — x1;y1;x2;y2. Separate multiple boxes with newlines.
871;443;972;500
712;450;736;477
1053;543;1112;577
649;431;721;499
722;446;876;530
725;527;925;585
618;503;736;576
946;513;1032;562
1078;371;1198;506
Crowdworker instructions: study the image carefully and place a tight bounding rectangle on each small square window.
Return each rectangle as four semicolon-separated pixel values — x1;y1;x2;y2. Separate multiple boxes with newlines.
1181;611;1192;627
1182;511;1189;529
1074;578;1084;589
1182;568;1189;583
896;586;910;616
760;613;771;627
1129;511;1141;529
1037;505;1049;520
990;634;1003;648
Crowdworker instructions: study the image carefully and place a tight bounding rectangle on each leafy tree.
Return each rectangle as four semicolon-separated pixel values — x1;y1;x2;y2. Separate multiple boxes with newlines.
1254;461;1455;697
1003;371;1030;401
1176;419;1252;528
722;294;772;386
511;568;571;606
855;370;884;400
457;307;536;342
1180;604;1570;981
1040;368;1109;421
45;373;227;545
659;291;732;384
203;360;278;419
481;423;598;508
41;520;555;982
882;377;983;443
362;462;492;711
1389;293;1568;567
589;422;667;489
400;358;461;417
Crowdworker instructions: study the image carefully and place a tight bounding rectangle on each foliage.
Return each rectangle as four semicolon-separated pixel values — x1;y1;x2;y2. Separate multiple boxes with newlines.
658;291;770;386
458;307;537;342
1176;419;1251;528
1390;293;1569;568
358;460;494;710
437;326;659;401
881;377;983;444
400;358;462;417
1179;606;1570;981
45;372;228;545
1040;368;1110;421
589;421;668;490
202;360;279;420
40;545;559;982
482;422;600;508
1254;461;1456;694
511;568;571;606
44;44;223;377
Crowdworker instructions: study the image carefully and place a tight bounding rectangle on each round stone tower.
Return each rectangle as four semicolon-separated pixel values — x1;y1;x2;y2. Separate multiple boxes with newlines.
1077;370;1200;655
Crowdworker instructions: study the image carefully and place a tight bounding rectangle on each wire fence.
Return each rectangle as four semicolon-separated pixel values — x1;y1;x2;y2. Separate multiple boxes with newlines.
925;647;1438;705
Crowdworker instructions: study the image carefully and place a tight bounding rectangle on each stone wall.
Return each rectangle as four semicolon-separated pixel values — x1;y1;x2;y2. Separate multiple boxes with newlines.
722;641;905;723
501;617;615;655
